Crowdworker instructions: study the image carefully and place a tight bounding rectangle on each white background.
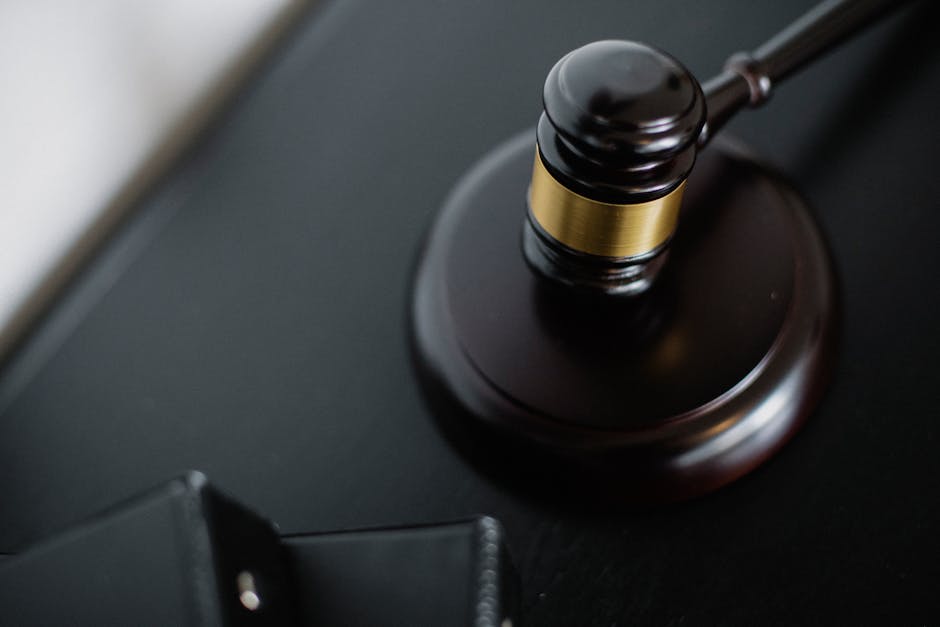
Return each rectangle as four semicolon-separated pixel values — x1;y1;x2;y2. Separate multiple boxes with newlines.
0;0;301;358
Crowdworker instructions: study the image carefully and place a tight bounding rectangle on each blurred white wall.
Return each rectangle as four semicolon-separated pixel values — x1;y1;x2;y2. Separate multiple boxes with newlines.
0;0;303;360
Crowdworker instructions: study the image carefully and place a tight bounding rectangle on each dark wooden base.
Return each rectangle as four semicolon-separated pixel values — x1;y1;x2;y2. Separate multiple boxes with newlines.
411;131;838;502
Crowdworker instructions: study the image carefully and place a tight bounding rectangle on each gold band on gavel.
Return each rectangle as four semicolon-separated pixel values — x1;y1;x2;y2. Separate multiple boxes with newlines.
528;150;686;258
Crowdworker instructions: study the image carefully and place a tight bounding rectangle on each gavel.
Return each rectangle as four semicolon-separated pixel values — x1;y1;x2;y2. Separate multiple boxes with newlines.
411;0;906;501
526;0;898;295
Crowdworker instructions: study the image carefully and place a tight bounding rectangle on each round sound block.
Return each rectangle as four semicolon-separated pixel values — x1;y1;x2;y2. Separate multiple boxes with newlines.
411;131;838;502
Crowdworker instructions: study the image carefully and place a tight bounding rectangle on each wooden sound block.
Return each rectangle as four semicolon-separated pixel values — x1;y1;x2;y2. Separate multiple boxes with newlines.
411;132;838;502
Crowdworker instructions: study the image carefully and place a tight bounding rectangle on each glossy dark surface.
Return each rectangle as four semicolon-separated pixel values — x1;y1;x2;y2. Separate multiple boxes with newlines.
412;133;836;499
538;41;704;202
1;1;938;624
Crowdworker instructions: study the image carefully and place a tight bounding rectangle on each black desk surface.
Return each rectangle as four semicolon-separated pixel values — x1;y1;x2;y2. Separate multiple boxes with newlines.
2;1;939;624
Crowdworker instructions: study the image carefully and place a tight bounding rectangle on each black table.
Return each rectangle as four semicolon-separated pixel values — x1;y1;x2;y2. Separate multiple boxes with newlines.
2;1;938;624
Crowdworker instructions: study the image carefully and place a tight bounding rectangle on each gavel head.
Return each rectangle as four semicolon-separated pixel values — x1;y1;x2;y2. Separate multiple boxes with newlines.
524;40;706;295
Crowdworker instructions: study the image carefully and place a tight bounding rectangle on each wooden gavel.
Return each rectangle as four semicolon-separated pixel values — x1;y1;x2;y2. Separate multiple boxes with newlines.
525;0;899;295
411;0;906;501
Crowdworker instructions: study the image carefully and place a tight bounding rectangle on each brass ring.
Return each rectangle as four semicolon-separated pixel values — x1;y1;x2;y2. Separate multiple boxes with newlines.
528;150;685;258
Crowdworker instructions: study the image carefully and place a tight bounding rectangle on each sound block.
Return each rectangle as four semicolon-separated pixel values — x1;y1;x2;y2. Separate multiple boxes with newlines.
411;131;838;502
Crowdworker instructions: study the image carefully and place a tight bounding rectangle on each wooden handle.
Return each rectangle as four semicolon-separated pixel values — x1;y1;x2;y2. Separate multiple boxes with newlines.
700;0;905;145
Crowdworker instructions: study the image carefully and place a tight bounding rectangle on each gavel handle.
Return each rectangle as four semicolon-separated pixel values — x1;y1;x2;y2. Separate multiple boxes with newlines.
699;0;905;146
